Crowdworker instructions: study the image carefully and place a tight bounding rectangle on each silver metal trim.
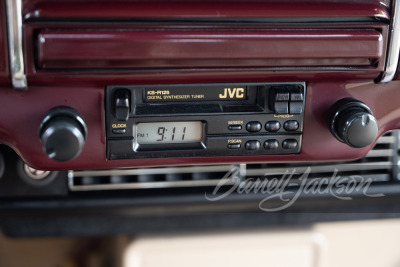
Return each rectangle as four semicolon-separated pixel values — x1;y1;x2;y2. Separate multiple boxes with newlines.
69;164;240;191
73;165;237;177
68;160;393;192
6;0;27;89
246;162;393;177
69;179;235;191
69;132;397;192
378;0;400;83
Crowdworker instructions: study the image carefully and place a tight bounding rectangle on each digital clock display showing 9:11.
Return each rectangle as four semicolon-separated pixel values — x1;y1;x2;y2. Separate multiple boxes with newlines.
136;121;203;144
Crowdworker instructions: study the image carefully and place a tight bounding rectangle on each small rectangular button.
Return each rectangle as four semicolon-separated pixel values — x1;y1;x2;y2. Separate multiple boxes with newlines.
112;128;127;134
290;92;304;101
227;143;241;149
115;89;131;121
275;91;290;101
289;102;303;114
274;101;289;114
228;125;242;130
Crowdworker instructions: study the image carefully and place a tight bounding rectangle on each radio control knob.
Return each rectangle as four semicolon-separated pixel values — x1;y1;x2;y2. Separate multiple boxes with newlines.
39;107;87;161
328;98;378;148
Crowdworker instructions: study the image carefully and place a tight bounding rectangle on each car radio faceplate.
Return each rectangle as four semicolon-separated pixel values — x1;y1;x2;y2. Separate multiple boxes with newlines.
105;82;305;160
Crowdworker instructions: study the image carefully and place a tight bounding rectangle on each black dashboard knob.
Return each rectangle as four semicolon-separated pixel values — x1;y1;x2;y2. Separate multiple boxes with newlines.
328;98;378;148
39;107;87;161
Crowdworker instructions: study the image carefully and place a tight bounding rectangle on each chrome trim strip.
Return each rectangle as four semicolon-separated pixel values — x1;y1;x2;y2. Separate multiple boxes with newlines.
69;178;235;191
69;164;240;191
6;0;27;89
68;161;392;191
68;133;396;192
73;165;238;177
378;0;400;83
246;162;393;176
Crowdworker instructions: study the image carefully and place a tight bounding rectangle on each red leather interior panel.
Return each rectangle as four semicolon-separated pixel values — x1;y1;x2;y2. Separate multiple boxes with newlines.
36;29;384;70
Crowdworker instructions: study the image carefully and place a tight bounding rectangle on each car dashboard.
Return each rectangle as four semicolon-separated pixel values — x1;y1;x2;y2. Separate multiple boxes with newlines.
0;0;400;239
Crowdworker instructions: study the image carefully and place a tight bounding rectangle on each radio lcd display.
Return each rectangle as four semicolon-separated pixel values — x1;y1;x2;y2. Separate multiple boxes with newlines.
136;121;203;144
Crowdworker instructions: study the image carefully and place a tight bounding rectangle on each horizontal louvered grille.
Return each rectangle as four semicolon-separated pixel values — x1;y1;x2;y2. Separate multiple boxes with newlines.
69;131;399;191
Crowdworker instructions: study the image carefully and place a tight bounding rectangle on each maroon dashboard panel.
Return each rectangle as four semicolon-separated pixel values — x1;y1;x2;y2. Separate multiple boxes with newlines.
1;80;400;171
36;29;384;70
0;0;399;170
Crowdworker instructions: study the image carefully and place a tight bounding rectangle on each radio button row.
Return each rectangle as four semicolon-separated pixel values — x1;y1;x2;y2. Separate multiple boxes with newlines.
227;143;241;149
282;139;298;149
228;125;242;131
265;121;281;132
283;120;299;131
246;121;262;132
245;140;261;150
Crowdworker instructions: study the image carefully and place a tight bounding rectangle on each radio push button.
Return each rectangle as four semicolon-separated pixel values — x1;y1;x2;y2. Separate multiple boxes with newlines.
228;125;242;130
270;87;289;114
246;121;262;132
264;139;279;150
289;88;304;114
283;120;299;131
290;92;304;102
227;143;241;149
245;140;261;151
274;102;289;114
112;128;127;134
282;139;298;149
115;89;131;121
265;121;281;132
289;102;304;114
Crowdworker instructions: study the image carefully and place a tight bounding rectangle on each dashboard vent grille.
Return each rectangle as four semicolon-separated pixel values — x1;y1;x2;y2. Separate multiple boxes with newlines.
69;131;399;191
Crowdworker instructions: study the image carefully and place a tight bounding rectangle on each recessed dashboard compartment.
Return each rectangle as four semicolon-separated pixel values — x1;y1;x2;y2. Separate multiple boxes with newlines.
21;1;389;85
105;82;306;160
36;29;384;70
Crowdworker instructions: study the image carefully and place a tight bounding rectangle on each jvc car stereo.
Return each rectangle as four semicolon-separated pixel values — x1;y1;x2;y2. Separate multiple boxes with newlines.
105;82;305;160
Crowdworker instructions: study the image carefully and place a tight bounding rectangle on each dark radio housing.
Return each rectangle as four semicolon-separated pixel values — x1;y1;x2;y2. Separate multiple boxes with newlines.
105;82;306;160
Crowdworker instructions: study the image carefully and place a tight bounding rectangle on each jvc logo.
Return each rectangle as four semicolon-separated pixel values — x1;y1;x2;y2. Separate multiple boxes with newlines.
219;88;245;99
